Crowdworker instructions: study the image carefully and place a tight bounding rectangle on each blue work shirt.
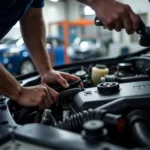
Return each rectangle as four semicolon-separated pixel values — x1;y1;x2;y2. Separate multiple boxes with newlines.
0;0;44;40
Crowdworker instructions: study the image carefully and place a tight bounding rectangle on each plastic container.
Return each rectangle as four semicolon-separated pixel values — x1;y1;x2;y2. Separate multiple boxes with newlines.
91;64;109;86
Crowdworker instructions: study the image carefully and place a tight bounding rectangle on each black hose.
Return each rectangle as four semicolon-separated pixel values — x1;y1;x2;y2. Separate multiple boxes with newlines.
54;109;95;131
101;75;150;83
54;96;150;131
54;95;150;132
54;109;124;132
127;110;150;147
132;122;150;147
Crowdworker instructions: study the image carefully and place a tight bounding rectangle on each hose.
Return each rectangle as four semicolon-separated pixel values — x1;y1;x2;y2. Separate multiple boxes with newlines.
54;109;124;132
53;96;150;132
54;109;95;131
101;75;150;83
132;122;150;147
54;92;150;132
127;110;150;147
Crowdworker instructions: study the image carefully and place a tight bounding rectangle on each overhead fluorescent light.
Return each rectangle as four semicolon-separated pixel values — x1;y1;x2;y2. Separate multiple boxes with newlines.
49;0;59;2
84;6;95;15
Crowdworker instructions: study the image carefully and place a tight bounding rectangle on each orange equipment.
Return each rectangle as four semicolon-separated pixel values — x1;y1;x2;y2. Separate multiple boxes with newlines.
49;19;94;64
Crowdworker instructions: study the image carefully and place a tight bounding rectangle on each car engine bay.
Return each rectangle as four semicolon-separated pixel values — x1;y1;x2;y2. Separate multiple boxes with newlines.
0;47;150;150
1;15;150;150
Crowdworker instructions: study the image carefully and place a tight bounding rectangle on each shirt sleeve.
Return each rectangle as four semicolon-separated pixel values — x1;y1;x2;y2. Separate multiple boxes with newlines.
31;0;44;8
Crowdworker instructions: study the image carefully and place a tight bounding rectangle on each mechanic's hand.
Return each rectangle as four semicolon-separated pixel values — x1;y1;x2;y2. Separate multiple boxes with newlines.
41;69;80;88
15;84;58;108
92;0;139;34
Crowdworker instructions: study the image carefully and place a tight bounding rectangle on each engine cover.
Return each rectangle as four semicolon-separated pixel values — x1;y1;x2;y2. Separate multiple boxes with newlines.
70;81;150;113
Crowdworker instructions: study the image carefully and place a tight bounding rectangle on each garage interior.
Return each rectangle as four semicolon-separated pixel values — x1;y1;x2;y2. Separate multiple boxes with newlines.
1;0;150;150
1;0;149;76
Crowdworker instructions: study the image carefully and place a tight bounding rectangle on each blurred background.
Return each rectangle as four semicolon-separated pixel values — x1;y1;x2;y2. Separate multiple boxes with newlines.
0;0;149;76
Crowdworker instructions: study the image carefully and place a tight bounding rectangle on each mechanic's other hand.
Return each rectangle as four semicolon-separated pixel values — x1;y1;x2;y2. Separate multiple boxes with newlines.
41;69;80;88
15;85;58;108
93;0;139;34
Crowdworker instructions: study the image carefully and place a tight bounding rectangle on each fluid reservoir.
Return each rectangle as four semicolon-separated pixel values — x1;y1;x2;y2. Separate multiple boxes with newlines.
91;64;109;86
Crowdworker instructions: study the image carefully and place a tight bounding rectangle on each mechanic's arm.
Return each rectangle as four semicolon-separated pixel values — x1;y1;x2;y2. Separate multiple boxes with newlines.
0;63;58;107
77;0;139;34
20;8;79;88
20;8;51;77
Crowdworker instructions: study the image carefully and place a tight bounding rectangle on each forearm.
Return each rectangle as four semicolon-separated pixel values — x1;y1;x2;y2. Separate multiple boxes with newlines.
20;8;51;76
0;64;22;100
